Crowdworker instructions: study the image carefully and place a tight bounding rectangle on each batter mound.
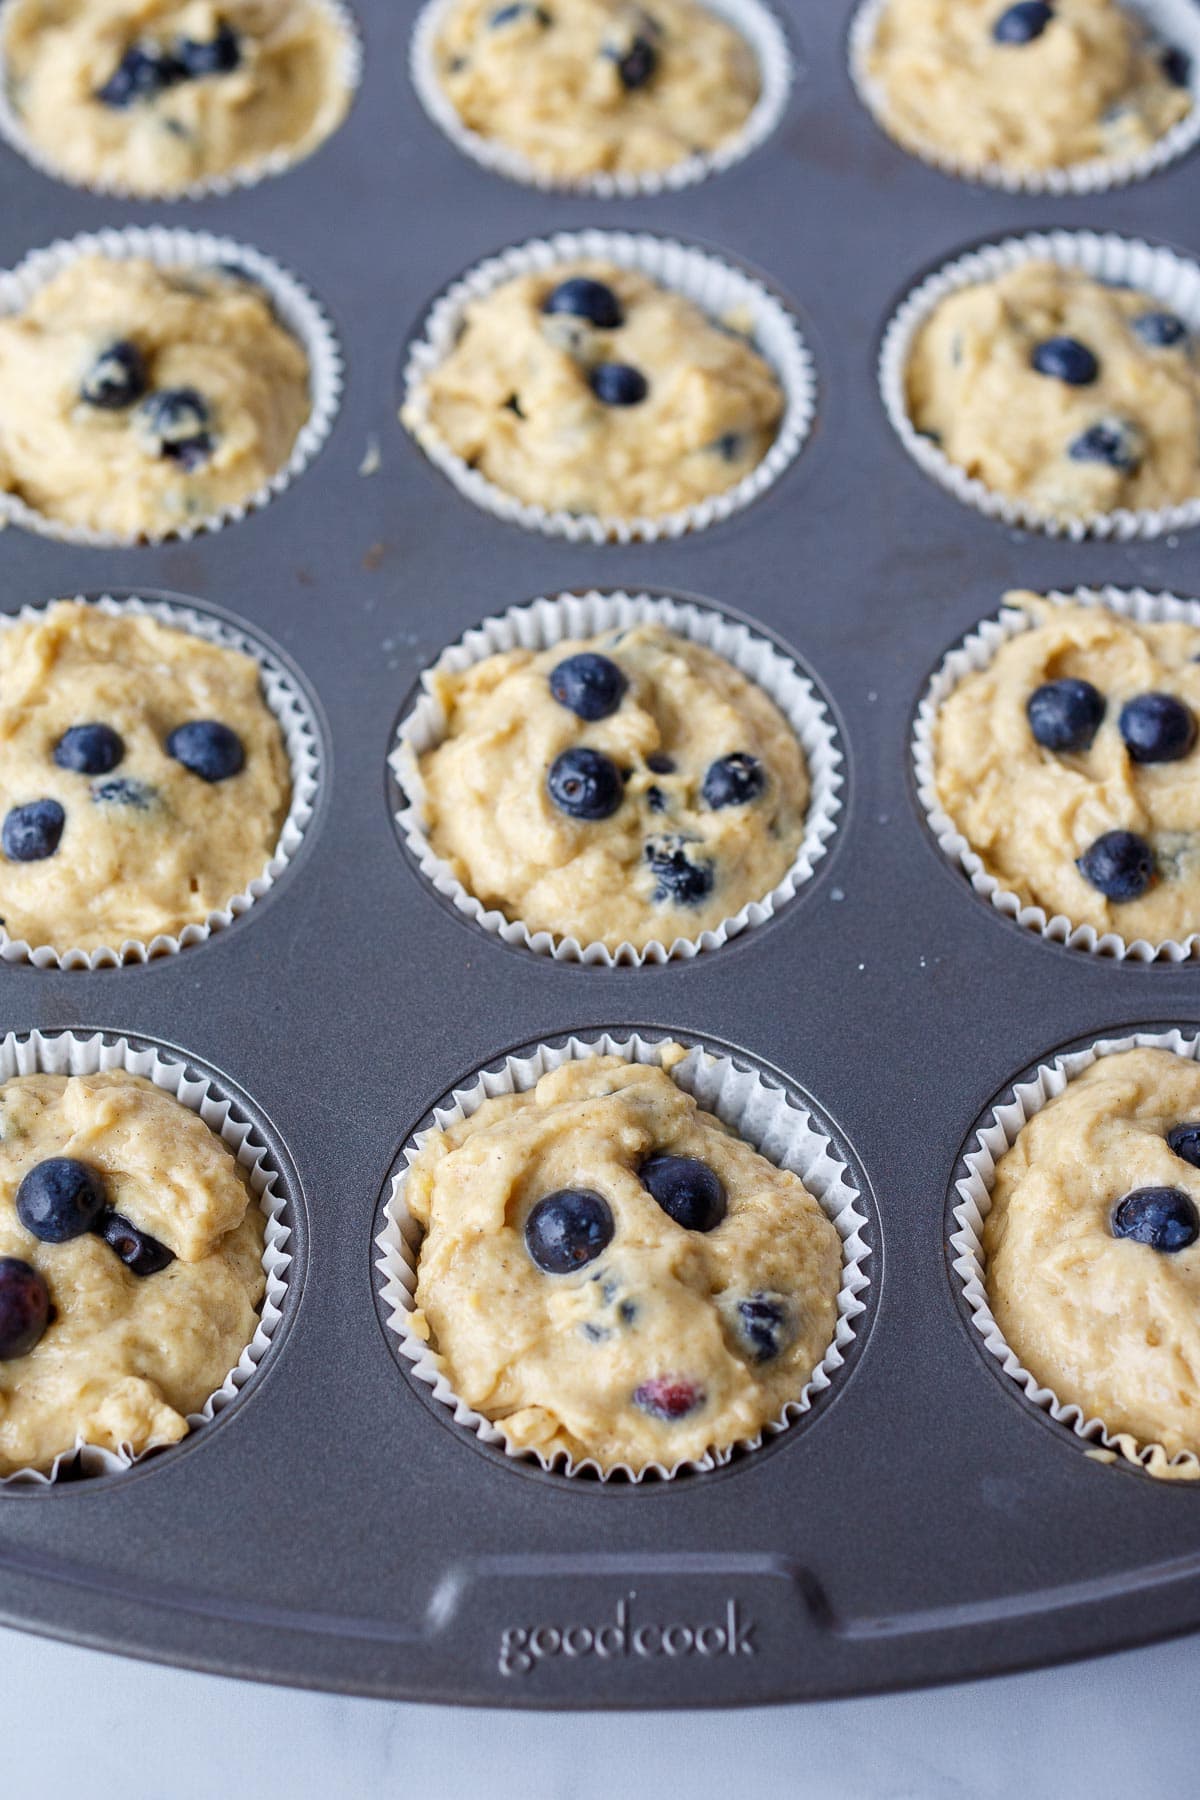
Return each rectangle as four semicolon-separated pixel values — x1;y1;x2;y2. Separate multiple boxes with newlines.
0;601;291;951
0;1069;265;1476
864;0;1191;175
432;0;760;181
906;261;1200;522
0;253;312;538
2;0;353;196
403;262;784;520
985;1047;1200;1471
405;1053;842;1472
416;622;809;950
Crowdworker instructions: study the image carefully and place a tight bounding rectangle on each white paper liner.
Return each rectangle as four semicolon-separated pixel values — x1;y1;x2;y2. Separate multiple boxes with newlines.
392;589;843;965
952;1026;1200;1482
401;230;816;544
375;1031;872;1482
0;1028;292;1488
879;229;1200;541
409;0;793;197
849;0;1200;194
0;0;363;202
0;592;321;970
914;583;1200;962
0;225;343;547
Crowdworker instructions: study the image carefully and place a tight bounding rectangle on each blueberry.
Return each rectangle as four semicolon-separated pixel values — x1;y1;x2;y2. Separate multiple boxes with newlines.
95;42;184;107
645;837;714;905
547;747;624;820
1112;1186;1199;1253
1031;337;1099;385
490;2;550;23
2;799;65;862
549;652;627;721
53;722;125;775
646;785;667;812
608;34;658;88
646;752;675;774
633;1375;704;1420
992;2;1054;43
732;1292;794;1364
1163;46;1191;87
1133;310;1189;348
542;276;623;329
703;753;765;809
90;777;155;810
525;1189;614;1273
588;362;649;406
80;340;147;411
713;432;743;463
1167;1123;1200;1169
0;1258;50;1360
16;1157;107;1244
136;387;213;469
1026;678;1105;752
1067;418;1142;474
1118;693;1196;764
167;720;245;783
175;22;241;77
639;1153;727;1232
1076;829;1155;901
98;1211;175;1277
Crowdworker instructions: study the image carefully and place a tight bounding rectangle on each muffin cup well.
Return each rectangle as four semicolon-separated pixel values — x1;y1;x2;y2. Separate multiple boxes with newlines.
880;229;1200;540
400;230;816;544
391;588;843;965
410;0;793;197
374;1030;872;1482
0;0;363;202
914;584;1200;962
0;225;342;547
0;1028;292;1487
0;593;321;971
849;0;1200;194
952;1026;1200;1482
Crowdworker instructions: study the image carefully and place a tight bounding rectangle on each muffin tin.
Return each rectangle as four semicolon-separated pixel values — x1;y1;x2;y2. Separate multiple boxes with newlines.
2;0;1200;1707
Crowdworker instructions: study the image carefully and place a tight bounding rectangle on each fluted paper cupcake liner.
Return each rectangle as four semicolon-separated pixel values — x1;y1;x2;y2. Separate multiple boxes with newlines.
375;1030;872;1482
849;0;1200;194
880;230;1200;540
914;584;1200;962
952;1026;1200;1481
410;0;793;196
391;588;843;964
401;230;815;544
0;1029;292;1488
0;225;342;547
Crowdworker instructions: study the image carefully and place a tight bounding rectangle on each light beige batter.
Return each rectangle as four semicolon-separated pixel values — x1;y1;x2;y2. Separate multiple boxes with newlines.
0;1070;265;1475
0;602;291;951
416;623;808;950
0;254;312;538
2;0;353;195
403;261;784;520
906;261;1200;522
985;1047;1200;1472
406;1052;842;1472
433;0;760;181
864;0;1191;174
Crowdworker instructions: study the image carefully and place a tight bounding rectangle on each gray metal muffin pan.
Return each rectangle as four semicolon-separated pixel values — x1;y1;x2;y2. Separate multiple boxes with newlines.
2;0;1200;1708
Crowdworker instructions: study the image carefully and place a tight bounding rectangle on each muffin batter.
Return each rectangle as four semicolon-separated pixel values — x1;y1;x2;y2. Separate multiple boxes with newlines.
864;0;1191;174
2;0;353;195
906;261;1200;522
432;0;760;181
416;623;808;950
0;253;312;538
405;1052;842;1472
0;1070;265;1475
0;601;291;951
403;262;784;520
985;1047;1200;1471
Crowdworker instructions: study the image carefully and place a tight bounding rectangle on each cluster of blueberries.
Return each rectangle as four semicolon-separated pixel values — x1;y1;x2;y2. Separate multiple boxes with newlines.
1023;311;1191;481
1026;676;1196;902
0;1157;175;1360
544;648;767;906
94;21;241;110
2;717;246;865
1112;1124;1200;1254
539;275;651;409
82;340;214;473
991;1;1191;88
487;2;660;93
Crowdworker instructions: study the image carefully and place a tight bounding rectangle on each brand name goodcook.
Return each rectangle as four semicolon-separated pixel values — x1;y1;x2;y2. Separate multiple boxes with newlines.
498;1592;756;1676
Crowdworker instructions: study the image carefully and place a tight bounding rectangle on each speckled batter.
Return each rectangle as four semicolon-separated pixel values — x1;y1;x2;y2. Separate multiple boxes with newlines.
403;261;784;520
432;0;760;181
906;262;1200;522
2;0;353;195
864;0;1191;174
416;623;808;950
0;602;291;951
0;254;312;538
405;1053;842;1472
0;1070;265;1475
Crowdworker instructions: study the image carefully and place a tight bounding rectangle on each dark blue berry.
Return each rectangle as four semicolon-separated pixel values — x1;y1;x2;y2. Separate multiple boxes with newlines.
542;277;623;329
713;432;743;462
175;22;241;77
1031;337;1099;385
2;799;65;862
90;777;156;810
645;837;714;905
547;747;624;820
646;785;667;812
639;1153;727;1232
136;387;213;469
549;652;627;721
588;362;648;406
490;2;551;23
733;1292;793;1364
80;340;147;411
1162;46;1191;88
1112;1186;1199;1253
95;42;184;107
703;753;765;809
98;1211;175;1276
1068;418;1142;474
1026;678;1105;752
1133;310;1189;348
1076;830;1155;901
0;1258;50;1360
608;33;657;87
646;752;675;774
16;1158;107;1244
633;1375;704;1420
167;720;245;783
525;1189;614;1273
1167;1123;1200;1169
1119;692;1196;764
992;2;1053;43
53;722;124;775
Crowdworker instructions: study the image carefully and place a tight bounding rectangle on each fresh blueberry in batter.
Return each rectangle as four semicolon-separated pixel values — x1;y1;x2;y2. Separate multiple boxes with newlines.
525;1188;614;1273
176;21;241;77
1133;310;1189;348
713;432;744;462
589;362;649;406
608;33;658;88
645;837;715;904
646;752;675;774
1026;678;1105;753
1118;693;1196;763
547;747;624;820
1111;1186;1200;1253
54;723;125;775
992;2;1054;44
81;340;148;411
16;1157;107;1243
1167;1123;1200;1169
1067;419;1142;474
1162;46;1192;88
97;1211;176;1276
135;387;214;469
646;785;667;812
549;652;628;721
0;1258;50;1360
167;720;245;783
633;1376;704;1420
542;276;624;330
95;42;183;107
732;1292;793;1363
490;3;551;24
1031;337;1099;385
90;777;156;810
703;753;765;809
1075;829;1155;901
2;799;65;863
639;1153;727;1232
